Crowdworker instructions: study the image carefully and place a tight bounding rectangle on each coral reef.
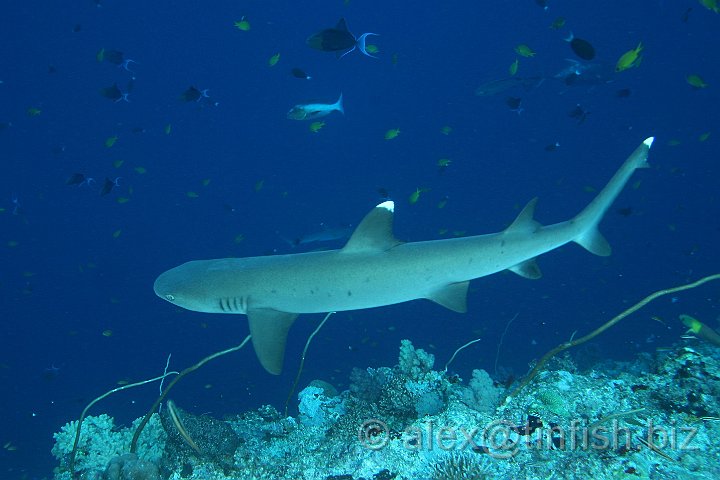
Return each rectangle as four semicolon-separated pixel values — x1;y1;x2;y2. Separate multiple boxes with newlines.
52;413;165;477
51;338;720;480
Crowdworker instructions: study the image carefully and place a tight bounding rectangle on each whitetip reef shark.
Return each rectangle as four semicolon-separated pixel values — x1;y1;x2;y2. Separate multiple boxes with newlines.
154;137;654;374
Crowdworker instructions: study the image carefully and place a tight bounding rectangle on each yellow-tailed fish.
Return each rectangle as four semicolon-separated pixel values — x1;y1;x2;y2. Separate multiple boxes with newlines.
186;191;199;198
113;159;124;168
699;132;711;142
681;314;720;346
509;58;519;76
365;44;379;55
550;17;566;30
134;166;147;174
96;48;105;62
202;179;211;187
408;187;428;204
27;107;41;116
437;158;451;168
440;126;452;135
686;74;708;89
698;0;720;13
515;44;535;57
615;43;643;72
268;53;281;67
105;135;119;147
164;123;172;135
234;17;250;31
384;128;401;140
309;121;325;133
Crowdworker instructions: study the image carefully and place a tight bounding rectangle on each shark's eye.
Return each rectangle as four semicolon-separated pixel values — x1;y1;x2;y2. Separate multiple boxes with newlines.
165;294;175;302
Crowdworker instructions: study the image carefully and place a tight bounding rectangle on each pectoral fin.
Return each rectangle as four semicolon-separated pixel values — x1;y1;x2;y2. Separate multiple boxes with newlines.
247;309;298;375
427;281;469;313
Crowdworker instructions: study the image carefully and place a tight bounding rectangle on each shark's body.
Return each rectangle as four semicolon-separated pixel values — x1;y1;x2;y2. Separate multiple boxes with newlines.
155;138;654;374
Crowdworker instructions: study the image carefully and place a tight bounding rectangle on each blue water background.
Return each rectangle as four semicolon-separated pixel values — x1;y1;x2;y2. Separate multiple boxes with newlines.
1;1;718;477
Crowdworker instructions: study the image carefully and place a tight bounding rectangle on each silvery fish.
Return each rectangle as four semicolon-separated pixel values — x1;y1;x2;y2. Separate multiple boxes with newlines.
287;93;343;121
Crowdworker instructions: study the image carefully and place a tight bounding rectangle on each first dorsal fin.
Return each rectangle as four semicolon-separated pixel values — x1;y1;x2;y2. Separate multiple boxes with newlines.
342;201;402;253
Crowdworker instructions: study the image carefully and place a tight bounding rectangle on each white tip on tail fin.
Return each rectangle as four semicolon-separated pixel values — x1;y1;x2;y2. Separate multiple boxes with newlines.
572;136;653;256
377;200;394;212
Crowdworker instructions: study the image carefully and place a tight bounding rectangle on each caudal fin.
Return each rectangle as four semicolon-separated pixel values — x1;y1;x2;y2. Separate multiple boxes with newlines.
356;33;380;58
335;93;344;115
573;137;653;255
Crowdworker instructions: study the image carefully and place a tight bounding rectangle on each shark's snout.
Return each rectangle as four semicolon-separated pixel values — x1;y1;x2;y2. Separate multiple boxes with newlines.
153;271;172;301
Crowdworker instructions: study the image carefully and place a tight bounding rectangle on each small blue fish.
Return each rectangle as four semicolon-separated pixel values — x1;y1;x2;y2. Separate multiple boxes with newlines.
287;93;344;121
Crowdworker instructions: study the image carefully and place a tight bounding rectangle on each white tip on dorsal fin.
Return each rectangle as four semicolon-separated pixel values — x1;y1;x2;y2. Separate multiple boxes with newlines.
505;197;542;234
342;201;401;253
377;200;394;212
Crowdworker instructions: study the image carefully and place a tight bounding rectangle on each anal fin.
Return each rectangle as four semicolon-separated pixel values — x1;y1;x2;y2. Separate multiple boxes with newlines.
247;309;298;375
508;258;542;279
427;281;469;313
